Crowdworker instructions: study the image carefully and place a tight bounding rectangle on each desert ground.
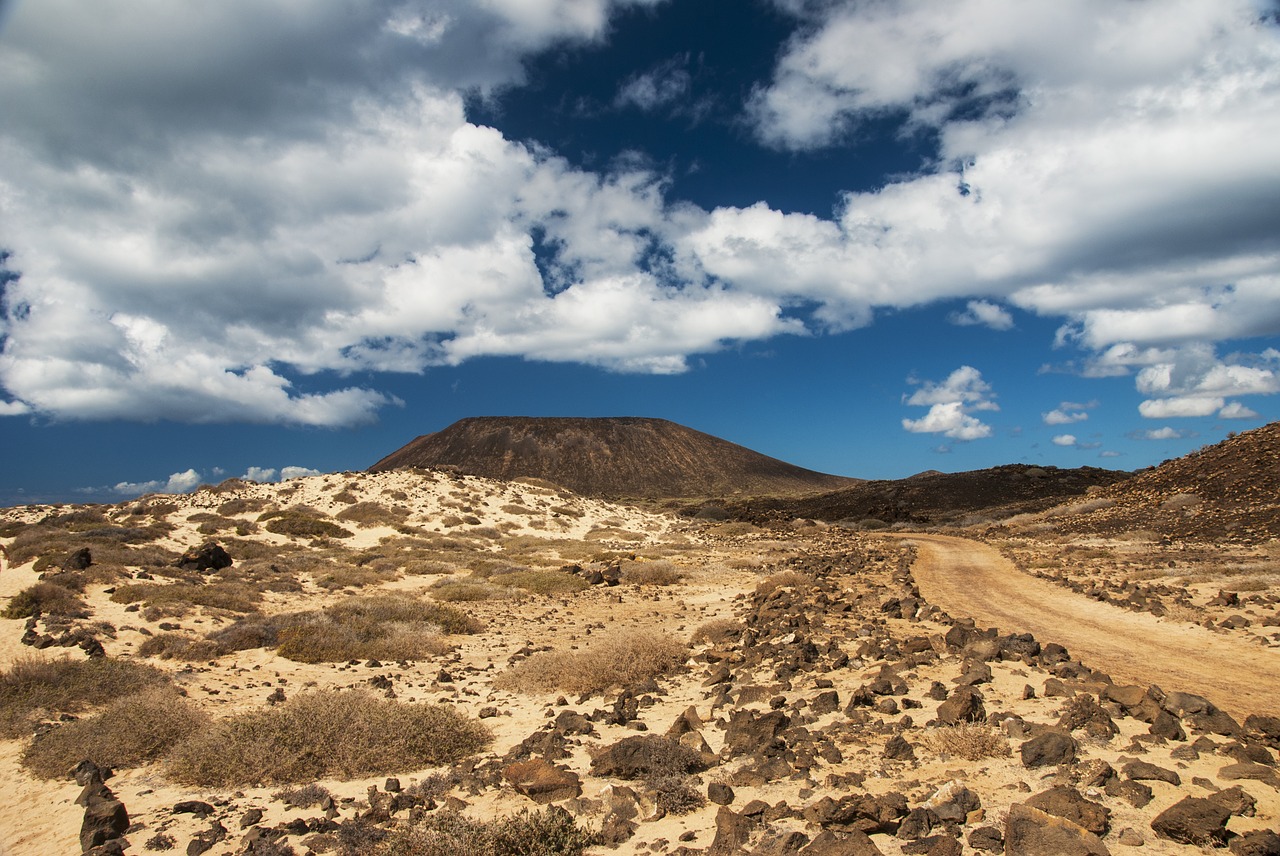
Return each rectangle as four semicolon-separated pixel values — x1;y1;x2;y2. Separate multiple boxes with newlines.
2;466;1280;855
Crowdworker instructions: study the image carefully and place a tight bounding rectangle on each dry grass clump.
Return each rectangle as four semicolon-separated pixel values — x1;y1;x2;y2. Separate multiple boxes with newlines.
189;512;259;536
0;656;172;738
430;580;514;602
490;569;588;596
259;508;353;540
21;687;208;779
496;632;686;696
919;723;1010;761
336;501;410;527
373;807;598;856
620;560;684;586
2;581;89;619
136;633;225;661
217;497;269;516
584;526;645;542
7;524;177;567
271;596;481;663
754;571;811;596
690;618;741;646
274;783;332;808
110;580;260;614
168;690;490;786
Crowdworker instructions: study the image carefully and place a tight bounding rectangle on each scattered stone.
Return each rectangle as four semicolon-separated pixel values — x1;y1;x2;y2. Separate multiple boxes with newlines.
176;541;232;572
502;758;582;804
1230;829;1280;856
708;782;735;806
1024;786;1110;835
1020;729;1077;768
1150;796;1231;846
1116;828;1144;847
1003;803;1109;855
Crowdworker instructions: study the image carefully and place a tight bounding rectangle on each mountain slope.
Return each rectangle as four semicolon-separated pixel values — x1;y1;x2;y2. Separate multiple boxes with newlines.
369;417;859;499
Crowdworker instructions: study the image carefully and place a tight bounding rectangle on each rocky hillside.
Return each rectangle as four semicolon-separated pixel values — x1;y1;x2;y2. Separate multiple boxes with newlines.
730;464;1131;527
1010;421;1280;543
369;417;859;499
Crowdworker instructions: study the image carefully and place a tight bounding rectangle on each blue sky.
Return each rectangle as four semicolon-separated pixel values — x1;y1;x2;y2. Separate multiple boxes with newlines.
1;0;1278;504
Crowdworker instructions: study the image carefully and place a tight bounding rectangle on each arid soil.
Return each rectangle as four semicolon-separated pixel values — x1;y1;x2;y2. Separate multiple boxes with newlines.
2;468;1280;856
902;533;1280;719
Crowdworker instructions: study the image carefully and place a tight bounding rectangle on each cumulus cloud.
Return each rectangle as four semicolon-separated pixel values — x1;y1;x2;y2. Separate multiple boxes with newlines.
0;0;1277;427
243;467;278;483
281;466;323;480
1219;401;1259;419
111;469;204;497
1131;426;1191;440
1133;342;1277;419
1043;401;1095;425
901;366;997;440
949;300;1014;330
1052;434;1077;447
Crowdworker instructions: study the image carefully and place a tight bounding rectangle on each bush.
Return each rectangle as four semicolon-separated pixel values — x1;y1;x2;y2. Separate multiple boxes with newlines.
22;687;207;779
260;509;353;540
621;561;684;586
137;633;224;661
2;581;89;619
273;596;480;663
919;723;1010;761
336;502;409;527
493;570;588;596
430;581;513;602
0;656;171;737
110;581;260;613
168;690;490;786
373;807;598;856
496;632;686;696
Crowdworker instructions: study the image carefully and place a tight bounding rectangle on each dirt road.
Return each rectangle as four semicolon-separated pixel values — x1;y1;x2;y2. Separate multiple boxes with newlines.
893;533;1280;720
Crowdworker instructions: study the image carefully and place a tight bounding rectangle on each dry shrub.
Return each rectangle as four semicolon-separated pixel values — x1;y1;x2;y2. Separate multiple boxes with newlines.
919;723;1010;761
313;563;396;591
620;560;684;586
22;687;207;779
492;570;588;596
260;509;353;540
584;527;645;543
754;571;811;596
274;783;332;807
2;581;89;619
691;618;741;646
272;596;480;663
374;808;598;856
430;581;512;602
336;502;409;527
168;690;490;786
110;580;260;613
0;656;171;738
8;525;177;567
501;504;536;516
137;633;224;661
496;632;686;696
217;497;269;516
332;489;358;504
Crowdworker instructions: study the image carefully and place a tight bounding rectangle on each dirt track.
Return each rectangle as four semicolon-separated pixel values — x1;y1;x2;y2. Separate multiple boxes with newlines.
893;533;1280;720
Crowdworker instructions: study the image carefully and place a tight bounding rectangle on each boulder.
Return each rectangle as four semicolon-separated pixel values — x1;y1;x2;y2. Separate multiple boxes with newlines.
1003;804;1109;855
1020;729;1077;768
1150;796;1231;846
935;686;985;725
1024;786;1110;835
710;806;756;855
1230;829;1280;856
502;759;581;804
176;542;232;572
797;829;884;856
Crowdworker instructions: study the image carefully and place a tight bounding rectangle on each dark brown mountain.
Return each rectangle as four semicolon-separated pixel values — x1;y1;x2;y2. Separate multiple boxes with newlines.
368;416;860;499
1016;420;1280;543
730;464;1131;527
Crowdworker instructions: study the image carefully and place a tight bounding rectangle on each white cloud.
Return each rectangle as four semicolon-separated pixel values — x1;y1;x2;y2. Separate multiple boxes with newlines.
1219;401;1259;419
0;0;1277;426
1138;396;1224;418
1043;403;1091;425
1131;426;1190;440
949;300;1014;331
111;469;203;497
1099;450;1121;458
901;366;997;440
243;467;278;483
280;466;322;480
616;56;693;112
1052;434;1077;447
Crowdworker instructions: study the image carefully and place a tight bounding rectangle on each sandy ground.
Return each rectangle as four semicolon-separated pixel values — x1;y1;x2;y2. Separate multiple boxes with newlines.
900;532;1280;720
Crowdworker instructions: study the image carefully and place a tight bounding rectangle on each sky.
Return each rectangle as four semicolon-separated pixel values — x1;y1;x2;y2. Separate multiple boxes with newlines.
1;0;1278;505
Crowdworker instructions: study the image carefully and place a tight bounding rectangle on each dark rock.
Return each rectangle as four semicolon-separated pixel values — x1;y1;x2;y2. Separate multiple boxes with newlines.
1122;759;1180;785
935;686;985;725
80;790;129;853
1020;729;1077;767
710;806;756;855
502;758;581;803
709;782;735;805
883;735;916;761
1245;714;1280;749
967;825;1003;852
724;709;790;757
63;547;93;570
1150;796;1231;846
1024;786;1110;835
1231;829;1280;856
1209;785;1257;817
896;807;937;840
797;829;884;856
239;808;264;829
176;542;232;572
173;800;216;817
1150;710;1186;740
1003;804;1109;855
1057;695;1118;739
591;735;705;780
1104;779;1153;808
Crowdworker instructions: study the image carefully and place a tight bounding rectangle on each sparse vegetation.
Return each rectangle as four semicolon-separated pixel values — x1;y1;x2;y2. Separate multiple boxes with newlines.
22;687;208;779
260;508;354;540
0;656;172;738
496;632;686;696
273;596;480;663
2;581;89;619
168;690;490;786
336;501;409;527
919;723;1010;761
110;580;260;614
373;807;598;856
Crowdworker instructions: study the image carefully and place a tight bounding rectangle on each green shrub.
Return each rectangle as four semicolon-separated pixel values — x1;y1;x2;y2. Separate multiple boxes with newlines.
260;509;353;540
168;690;490;786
